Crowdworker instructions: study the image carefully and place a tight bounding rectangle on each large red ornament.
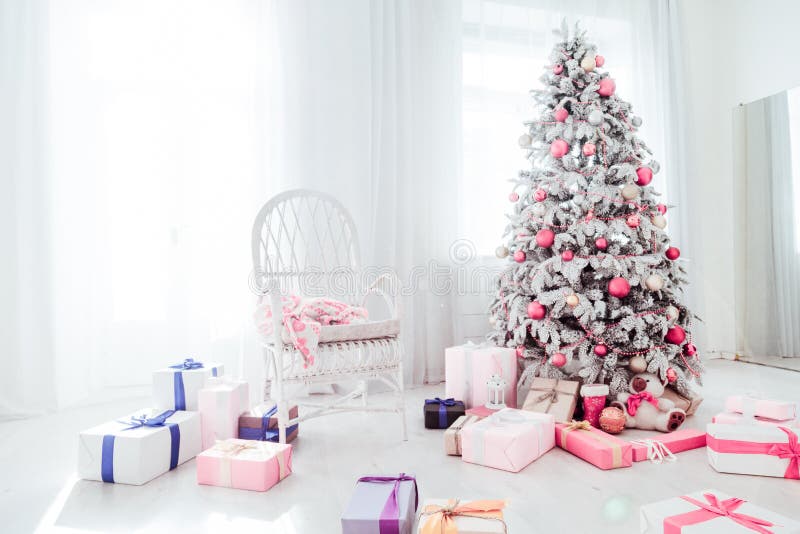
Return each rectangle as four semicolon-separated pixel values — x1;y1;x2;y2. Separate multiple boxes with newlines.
550;139;569;158
598;78;616;97
508;192;519;202
582;143;596;156
636;167;653;186
513;250;526;263
665;325;686;345
595;237;608;250
608;277;630;298
561;250;574;261
666;247;681;260
536;229;555;248
550;352;567;367
684;343;697;356
626;214;640;228
666;368;678;383
527;301;546;320
594;55;605;67
534;189;547;202
656;203;667;214
554;108;569;122
594;344;608;357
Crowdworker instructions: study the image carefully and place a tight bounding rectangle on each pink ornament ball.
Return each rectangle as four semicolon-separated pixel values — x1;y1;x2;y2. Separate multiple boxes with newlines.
626;214;640;228
656;203;667;215
561;250;574;261
508;192;519;202
594;344;608;357
595;237;608;250
553;64;564;75
684;343;697;356
550;139;569;158
582;143;596;156
534;189;547;202
535;228;555;248
550;352;567;367
598;78;616;97
554;108;569;122
595;55;605;67
665;247;681;260
527;301;546;320
516;346;525;358
665;325;686;345
608;277;631;298
666;368;678;383
636;167;653;186
513;250;526;263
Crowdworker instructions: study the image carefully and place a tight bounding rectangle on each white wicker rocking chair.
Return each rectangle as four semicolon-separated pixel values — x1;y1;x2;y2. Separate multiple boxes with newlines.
251;189;407;443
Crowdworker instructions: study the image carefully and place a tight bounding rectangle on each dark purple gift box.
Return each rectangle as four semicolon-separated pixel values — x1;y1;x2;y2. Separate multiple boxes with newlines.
424;398;465;429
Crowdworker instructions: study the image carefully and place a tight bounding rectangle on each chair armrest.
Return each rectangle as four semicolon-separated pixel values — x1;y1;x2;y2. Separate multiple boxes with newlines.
361;273;401;320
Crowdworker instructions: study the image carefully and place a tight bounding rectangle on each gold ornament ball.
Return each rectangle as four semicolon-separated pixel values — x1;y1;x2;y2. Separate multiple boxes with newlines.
566;294;579;307
621;184;640;200
518;133;532;147
652;214;667;229
599;407;627;434
581;56;596;72
629;355;647;373
645;274;664;291
665;305;680;323
495;245;509;259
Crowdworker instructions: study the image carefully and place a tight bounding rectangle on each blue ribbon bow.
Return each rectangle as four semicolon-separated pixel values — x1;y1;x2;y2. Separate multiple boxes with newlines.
101;410;181;483
425;398;464;428
169;358;204;370
168;358;217;410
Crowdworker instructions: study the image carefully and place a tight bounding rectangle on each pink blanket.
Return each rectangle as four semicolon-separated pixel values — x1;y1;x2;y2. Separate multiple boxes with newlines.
254;295;368;367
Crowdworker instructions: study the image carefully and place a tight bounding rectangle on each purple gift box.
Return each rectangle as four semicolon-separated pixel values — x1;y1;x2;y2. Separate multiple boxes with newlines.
341;474;418;534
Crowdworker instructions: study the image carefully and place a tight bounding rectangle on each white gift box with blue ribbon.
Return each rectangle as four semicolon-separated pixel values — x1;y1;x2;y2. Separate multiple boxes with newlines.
153;358;224;412
78;409;201;485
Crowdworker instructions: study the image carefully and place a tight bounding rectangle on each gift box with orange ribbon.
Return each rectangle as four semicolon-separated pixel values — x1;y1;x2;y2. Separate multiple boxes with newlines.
555;420;633;470
417;499;507;534
640;489;800;532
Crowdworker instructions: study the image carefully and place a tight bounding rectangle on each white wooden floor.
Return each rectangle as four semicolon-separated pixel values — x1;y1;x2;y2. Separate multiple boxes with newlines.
2;359;799;534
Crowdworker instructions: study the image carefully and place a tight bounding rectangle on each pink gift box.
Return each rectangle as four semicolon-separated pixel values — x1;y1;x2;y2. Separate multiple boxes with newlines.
630;429;706;462
712;411;800;428
196;438;292;491
445;343;517;409
198;378;249;450
725;395;796;421
460;408;554;472
555;421;632;470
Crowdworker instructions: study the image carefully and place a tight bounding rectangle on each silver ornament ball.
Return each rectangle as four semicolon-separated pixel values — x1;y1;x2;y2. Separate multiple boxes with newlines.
580;56;596;73
631;116;642;127
621;184;640;201
629;355;647;373
588;109;604;126
666;305;679;323
652;214;667;229
645;274;664;291
495;245;509;259
531;203;547;217
518;133;532;147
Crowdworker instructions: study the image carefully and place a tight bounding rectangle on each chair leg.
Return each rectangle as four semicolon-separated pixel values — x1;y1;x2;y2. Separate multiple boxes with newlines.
359;380;368;407
397;360;408;441
271;346;288;444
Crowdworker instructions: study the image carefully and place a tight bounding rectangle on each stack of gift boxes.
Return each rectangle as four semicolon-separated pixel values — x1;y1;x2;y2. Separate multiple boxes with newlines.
77;358;297;491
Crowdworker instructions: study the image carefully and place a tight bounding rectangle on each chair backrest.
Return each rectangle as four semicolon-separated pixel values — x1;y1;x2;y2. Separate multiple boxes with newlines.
251;189;360;298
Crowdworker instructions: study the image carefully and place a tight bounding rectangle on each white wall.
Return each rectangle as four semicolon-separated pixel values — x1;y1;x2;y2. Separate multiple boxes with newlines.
676;0;800;357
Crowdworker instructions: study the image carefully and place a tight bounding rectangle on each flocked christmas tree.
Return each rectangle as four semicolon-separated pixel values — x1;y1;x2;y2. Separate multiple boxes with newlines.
489;21;704;398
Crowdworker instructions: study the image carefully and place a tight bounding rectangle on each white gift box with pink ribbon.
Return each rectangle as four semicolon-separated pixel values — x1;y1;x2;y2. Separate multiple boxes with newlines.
445;343;517;409
706;422;800;480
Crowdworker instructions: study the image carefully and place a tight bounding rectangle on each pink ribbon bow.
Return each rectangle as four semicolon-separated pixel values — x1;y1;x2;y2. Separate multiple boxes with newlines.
669;493;775;534
767;427;800;479
626;391;658;416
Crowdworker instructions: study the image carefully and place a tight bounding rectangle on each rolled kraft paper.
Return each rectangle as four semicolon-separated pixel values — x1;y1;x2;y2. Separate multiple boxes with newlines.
662;387;703;416
725;395;797;421
556;421;632;470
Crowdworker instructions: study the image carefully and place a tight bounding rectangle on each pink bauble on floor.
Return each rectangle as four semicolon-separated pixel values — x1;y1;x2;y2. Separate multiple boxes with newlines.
550;352;567;367
553;64;564;75
527;301;546;320
554;108;569;122
550;139;569;158
595;55;605;67
534;189;547;202
508;192;519;202
513;250;526;263
656;203;667;214
636;167;653;186
561;250;574;261
582;143;596;156
535;228;555;248
595;237;608;250
665;246;680;260
608;277;630;298
594;344;608;357
598;78;616;97
665;325;686;345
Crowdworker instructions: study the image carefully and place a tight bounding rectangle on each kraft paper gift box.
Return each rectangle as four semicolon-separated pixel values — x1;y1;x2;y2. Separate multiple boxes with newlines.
706;422;800;479
724;395;797;422
153;358;223;411
198;377;249;450
712;411;800;428
630;429;707;462
196;438;291;492
661;387;703;416
444;415;480;456
555;420;633;469
445;343;517;409
460;408;554;472
417;499;507;534
521;377;579;423
238;403;299;443
424;398;465;429
640;489;800;533
341;474;418;534
78;409;201;485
